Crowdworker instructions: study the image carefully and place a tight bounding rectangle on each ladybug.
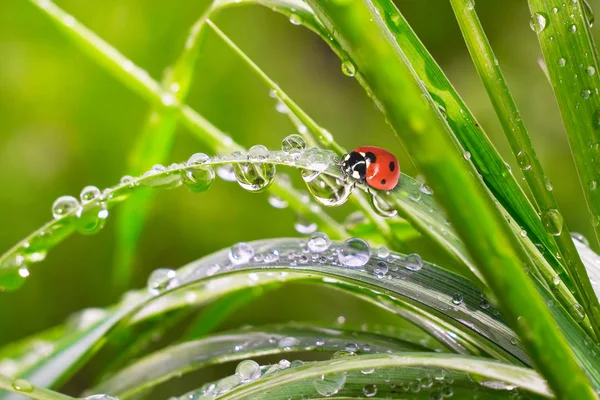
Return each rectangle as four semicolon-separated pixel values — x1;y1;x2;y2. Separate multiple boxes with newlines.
342;146;400;191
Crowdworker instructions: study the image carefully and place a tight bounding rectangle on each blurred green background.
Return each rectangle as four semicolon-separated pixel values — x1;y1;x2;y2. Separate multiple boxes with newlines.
1;0;599;348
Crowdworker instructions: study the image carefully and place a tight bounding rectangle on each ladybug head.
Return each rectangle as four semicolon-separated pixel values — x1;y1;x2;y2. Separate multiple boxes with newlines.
342;151;367;183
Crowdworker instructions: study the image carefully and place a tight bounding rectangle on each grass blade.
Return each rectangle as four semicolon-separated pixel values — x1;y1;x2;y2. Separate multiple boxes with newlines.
303;0;596;396
449;0;600;341
210;354;551;399
527;0;600;248
92;325;427;399
0;374;73;400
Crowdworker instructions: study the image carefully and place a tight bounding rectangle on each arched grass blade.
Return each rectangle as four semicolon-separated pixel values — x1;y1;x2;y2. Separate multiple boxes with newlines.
186;354;550;400
91;325;431;399
0;239;536;399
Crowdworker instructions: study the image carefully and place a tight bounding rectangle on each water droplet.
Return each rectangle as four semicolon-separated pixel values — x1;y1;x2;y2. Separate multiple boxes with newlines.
339;238;371;267
570;24;577;32
520;229;528;237
279;359;291;369
341;60;356;77
452;293;463;305
405;253;423;271
363;384;377;397
263;249;280;263
84;395;119;400
308;232;331;253
233;158;276;192
480;299;491;309
552;6;559;13
316;337;325;346
235;360;262;383
582;89;592;99
558;57;567;67
583;0;595;27
12;379;33;393
571;232;590;246
147;268;177;295
289;13;302;25
542;209;564;236
282;134;307;158
529;12;547;32
587;66;596;76
183;153;215;192
313;372;347;396
516;151;532;170
466;0;475;10
80;186;102;204
373;261;388;278
441;386;454;397
572;303;586;322
278;336;299;350
344;342;359;352
248;145;269;162
419;183;434;195
52;195;80;219
463;151;471;160
371;193;397;217
294;215;318;234
377;246;390;258
545;176;554;191
268;194;288;209
229;242;255;265
303;169;352;207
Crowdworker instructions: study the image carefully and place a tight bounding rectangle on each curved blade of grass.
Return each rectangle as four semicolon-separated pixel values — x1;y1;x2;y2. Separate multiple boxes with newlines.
91;325;430;399
19;0;350;279
449;0;600;342
0;239;536;399
0;374;73;400
303;0;596;397
200;354;550;400
527;0;600;249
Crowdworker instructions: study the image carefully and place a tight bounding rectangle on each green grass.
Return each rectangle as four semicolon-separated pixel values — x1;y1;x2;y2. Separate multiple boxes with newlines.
2;0;600;399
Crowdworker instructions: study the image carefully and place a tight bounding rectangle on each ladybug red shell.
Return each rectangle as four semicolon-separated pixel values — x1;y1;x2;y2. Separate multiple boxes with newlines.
342;146;400;190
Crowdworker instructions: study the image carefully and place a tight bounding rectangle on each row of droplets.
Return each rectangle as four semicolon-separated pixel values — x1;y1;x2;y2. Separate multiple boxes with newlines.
145;234;426;297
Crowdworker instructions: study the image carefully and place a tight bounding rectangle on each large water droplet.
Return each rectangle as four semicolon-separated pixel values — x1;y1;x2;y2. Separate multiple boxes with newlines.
341;60;356;77
282;134;307;158
339;238;371;267
516;151;532;171
248;145;269;162
363;384;378;397
542;209;564;236
183;153;215;192
289;13;302;25
52;195;80;219
308;232;331;253
235;360;262;383
373;261;388;279
278;336;300;350
452;293;463;305
80;186;102;204
405;253;423;271
313;372;347;397
233;156;276;192
529;13;547;32
147;268;177;295
229;242;255;265
12;379;33;393
371;193;397;217
587;66;596;76
303;169;352;207
268;194;288;209
294;215;318;234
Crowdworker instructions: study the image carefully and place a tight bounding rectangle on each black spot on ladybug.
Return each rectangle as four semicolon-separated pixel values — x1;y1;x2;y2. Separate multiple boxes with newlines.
381;179;387;185
365;152;377;163
389;161;395;172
